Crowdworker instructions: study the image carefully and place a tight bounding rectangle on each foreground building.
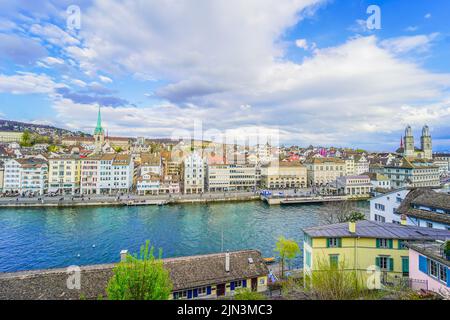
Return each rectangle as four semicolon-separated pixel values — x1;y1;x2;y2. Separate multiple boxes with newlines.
0;250;269;300
166;250;268;300
396;188;450;230
369;188;410;224
407;241;449;294
302;220;450;286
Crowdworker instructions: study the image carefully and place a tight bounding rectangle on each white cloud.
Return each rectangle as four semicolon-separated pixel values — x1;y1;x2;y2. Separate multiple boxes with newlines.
380;33;439;54
99;75;113;83
425;13;432;19
295;39;309;50
0;72;63;94
43;56;64;65
29;23;80;47
5;0;449;149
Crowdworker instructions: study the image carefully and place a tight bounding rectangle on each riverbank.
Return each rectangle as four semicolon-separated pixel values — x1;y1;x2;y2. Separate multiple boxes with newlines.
0;194;261;208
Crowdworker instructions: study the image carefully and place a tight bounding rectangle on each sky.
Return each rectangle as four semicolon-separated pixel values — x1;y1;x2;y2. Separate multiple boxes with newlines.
0;0;449;152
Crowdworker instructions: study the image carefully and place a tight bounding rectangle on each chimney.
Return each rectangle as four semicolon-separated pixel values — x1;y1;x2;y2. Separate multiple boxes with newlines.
349;221;356;234
400;215;407;226
225;251;230;272
120;250;128;262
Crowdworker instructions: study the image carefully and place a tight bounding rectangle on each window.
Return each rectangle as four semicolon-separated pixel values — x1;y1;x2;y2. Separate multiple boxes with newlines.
329;255;339;268
426;222;433;228
374;214;386;223
305;250;311;268
429;260;438;278
375;203;385;211
327;238;341;248
376;238;392;249
376;256;393;271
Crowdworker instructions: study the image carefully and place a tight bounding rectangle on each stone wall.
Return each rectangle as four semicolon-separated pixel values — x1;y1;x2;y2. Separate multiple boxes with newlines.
0;264;115;300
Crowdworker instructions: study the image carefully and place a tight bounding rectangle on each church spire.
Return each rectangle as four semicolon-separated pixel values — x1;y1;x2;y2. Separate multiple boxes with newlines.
94;105;104;135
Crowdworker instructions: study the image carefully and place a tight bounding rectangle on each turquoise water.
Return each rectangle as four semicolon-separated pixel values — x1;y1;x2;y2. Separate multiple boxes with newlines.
0;201;368;272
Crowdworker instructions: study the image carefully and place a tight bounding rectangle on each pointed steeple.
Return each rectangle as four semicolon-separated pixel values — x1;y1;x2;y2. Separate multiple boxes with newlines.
400;136;403;149
94;105;104;135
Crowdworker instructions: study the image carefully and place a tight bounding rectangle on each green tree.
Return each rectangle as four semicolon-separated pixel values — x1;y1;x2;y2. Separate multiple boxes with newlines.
20;130;32;147
113;146;123;153
274;237;300;279
106;241;173;300
346;211;365;222
48;145;59;153
234;288;266;300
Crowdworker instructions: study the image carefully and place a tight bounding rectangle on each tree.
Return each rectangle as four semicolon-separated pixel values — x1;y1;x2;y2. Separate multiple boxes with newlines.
234;288;266;300
48;145;59;153
113;146;123;153
274;237;300;279
106;241;173;300
319;201;366;224
20;130;32;147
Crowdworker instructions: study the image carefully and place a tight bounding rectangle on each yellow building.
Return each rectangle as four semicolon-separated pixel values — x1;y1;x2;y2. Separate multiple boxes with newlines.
48;155;82;195
305;157;345;187
302;220;450;287
260;161;307;189
0;131;23;143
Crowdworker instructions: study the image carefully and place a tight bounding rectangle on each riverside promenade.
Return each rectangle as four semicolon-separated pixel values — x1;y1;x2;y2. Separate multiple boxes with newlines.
0;191;261;208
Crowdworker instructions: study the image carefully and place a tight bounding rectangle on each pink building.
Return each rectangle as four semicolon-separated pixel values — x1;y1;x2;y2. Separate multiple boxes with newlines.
408;242;450;295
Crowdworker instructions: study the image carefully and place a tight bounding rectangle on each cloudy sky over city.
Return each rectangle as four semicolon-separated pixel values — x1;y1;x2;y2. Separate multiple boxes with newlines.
0;0;449;151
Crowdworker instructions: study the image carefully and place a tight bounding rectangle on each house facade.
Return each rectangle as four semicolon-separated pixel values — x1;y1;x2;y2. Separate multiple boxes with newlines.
3;158;48;195
48;155;81;195
369;188;410;224
206;164;257;192
260;161;307;189
302;220;450;287
407;242;449;295
305;158;345;187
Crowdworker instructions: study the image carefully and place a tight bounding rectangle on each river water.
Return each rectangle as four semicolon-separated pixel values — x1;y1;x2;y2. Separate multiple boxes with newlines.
0;201;368;272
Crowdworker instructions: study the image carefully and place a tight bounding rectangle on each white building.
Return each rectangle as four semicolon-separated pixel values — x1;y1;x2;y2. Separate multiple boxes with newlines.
369;188;410;224
207;164;257;192
139;153;162;176
355;155;370;175
3;158;48;195
99;154;134;194
136;173;161;195
336;175;372;198
183;153;206;194
80;154;134;194
369;173;391;191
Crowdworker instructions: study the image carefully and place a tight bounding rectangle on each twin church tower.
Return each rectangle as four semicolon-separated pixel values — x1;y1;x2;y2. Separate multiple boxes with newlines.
400;125;432;160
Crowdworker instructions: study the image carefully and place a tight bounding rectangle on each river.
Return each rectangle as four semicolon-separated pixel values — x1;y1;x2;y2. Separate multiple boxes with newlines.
0;201;369;272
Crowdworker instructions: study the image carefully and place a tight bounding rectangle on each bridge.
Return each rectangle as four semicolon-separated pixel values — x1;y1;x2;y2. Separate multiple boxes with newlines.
261;195;348;205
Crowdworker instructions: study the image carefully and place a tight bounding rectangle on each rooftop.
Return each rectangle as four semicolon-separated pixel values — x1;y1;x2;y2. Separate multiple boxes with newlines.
407;241;450;267
303;220;450;240
163;249;268;291
397;188;450;225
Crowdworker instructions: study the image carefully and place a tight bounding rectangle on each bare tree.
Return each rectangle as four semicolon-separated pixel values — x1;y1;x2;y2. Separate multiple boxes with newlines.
318;201;366;224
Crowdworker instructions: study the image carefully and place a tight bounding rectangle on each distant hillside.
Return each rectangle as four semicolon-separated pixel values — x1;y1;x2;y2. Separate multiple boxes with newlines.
0;119;85;137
